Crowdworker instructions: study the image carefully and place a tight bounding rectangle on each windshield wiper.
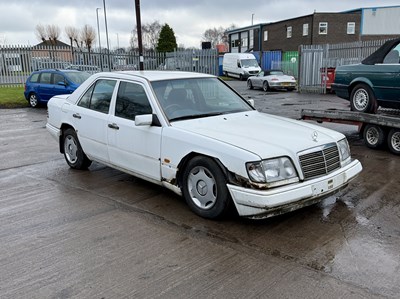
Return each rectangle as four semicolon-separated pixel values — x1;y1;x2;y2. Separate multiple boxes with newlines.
169;112;225;122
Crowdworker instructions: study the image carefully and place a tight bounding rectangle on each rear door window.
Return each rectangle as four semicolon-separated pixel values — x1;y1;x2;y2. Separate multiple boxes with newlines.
78;79;117;114
29;73;39;83
39;72;51;84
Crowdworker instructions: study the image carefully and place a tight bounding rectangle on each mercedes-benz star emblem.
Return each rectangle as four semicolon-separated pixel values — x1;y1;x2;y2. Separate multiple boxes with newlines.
312;131;318;142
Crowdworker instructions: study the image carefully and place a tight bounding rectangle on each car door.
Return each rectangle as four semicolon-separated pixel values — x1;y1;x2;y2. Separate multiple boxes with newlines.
107;80;162;181
52;73;73;97
36;72;53;101
252;71;264;88
72;78;117;163
373;43;400;102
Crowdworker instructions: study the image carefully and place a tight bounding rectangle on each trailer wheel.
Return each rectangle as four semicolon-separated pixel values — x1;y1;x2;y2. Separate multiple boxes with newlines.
388;129;400;155
350;84;377;113
363;124;386;149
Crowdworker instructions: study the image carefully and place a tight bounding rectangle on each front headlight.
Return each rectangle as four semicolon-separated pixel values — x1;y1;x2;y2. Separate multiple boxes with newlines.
338;138;351;163
246;157;299;187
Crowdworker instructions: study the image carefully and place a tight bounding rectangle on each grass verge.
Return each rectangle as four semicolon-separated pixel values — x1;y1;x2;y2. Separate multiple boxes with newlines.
0;86;28;108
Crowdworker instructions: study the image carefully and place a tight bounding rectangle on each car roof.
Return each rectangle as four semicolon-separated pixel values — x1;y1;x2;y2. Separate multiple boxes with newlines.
108;70;215;81
34;69;83;73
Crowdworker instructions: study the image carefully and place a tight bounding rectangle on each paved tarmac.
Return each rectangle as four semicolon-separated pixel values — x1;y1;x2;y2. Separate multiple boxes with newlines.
0;82;399;298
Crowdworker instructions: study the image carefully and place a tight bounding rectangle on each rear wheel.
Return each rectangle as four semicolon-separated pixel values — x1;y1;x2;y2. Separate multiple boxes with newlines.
29;93;39;108
350;84;377;113
63;128;92;169
262;81;269;92
388;129;400;155
363;124;386;149
182;156;233;219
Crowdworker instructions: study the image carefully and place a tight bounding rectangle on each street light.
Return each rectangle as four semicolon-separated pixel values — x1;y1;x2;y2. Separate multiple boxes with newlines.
103;0;111;70
252;13;255;25
96;8;103;70
96;8;102;51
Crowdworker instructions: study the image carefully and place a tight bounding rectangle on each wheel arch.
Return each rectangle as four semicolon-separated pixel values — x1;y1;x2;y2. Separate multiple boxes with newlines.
176;152;232;188
59;123;76;153
348;78;374;96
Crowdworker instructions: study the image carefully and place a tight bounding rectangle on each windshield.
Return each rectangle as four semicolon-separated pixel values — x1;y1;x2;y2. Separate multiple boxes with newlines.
241;59;259;68
151;77;253;121
269;71;284;76
65;72;91;84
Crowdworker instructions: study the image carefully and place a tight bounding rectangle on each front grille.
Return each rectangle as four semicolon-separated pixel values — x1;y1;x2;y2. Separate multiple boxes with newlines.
249;70;259;74
299;144;341;180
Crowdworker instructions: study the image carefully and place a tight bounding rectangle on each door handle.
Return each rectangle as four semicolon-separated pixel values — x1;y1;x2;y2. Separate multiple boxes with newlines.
108;123;119;130
72;113;81;119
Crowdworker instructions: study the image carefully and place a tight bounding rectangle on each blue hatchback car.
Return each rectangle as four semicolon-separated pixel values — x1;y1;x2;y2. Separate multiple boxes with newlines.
24;69;91;107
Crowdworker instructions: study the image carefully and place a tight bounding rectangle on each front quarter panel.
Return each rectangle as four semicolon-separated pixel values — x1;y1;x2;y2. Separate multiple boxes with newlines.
160;126;260;184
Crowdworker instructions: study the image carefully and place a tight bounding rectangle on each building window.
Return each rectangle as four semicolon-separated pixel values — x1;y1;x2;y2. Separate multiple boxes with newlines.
264;30;268;41
231;39;240;48
249;30;254;48
303;23;309;36
347;22;355;34
319;22;328;35
241;37;248;47
286;26;292;38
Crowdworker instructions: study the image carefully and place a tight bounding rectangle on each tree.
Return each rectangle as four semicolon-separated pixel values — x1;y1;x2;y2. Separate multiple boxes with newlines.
130;20;162;51
65;26;79;49
202;24;237;49
80;24;96;52
35;24;61;45
46;24;60;45
156;24;177;53
35;24;47;43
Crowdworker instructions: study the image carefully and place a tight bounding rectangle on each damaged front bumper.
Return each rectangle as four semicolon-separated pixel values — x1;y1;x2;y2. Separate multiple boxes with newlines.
227;159;362;219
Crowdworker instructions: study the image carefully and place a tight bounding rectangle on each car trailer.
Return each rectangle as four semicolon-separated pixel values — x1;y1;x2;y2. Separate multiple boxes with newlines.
301;109;400;155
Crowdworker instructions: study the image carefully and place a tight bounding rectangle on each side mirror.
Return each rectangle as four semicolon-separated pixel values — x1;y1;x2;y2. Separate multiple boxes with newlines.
57;81;67;86
247;99;255;107
135;114;153;126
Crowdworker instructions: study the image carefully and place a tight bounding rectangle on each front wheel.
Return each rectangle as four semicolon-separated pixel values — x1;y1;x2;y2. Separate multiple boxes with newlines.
388;129;400;155
63;128;92;169
247;80;253;89
182;156;233;219
350;84;377;113
363;124;386;149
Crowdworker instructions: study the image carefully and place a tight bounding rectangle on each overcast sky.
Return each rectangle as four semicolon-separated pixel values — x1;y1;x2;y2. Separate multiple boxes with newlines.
0;0;399;48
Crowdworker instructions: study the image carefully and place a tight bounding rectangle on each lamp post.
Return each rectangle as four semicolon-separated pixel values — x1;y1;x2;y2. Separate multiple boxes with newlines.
103;0;111;70
96;8;103;71
252;13;254;25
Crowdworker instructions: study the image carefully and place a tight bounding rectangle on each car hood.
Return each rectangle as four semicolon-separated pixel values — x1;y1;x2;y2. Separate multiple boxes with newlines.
171;111;343;159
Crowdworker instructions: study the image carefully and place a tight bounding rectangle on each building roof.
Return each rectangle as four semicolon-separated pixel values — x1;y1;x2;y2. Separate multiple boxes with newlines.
33;40;70;48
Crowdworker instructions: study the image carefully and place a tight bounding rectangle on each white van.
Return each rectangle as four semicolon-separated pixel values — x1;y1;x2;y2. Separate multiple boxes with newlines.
223;53;261;80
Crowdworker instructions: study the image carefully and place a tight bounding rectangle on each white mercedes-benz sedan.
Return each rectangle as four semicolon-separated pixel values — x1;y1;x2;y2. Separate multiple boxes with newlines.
46;71;362;219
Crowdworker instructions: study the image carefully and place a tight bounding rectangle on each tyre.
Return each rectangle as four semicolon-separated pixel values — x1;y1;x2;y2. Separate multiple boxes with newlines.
247;80;253;89
182;156;233;219
29;93;39;108
387;128;400;155
363;124;386;149
350;84;377;113
262;81;269;92
63;128;92;169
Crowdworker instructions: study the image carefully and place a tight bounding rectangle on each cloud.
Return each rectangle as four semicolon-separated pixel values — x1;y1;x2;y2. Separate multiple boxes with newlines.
1;0;399;48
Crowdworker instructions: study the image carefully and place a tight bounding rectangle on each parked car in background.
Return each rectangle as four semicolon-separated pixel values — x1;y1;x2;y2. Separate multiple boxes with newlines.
332;38;400;113
46;71;362;220
24;69;91;107
247;70;297;91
